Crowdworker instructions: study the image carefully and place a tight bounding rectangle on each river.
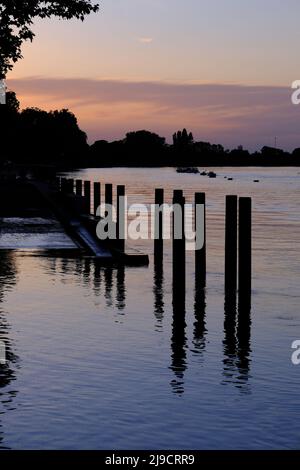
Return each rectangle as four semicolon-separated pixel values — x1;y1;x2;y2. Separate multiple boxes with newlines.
0;167;299;449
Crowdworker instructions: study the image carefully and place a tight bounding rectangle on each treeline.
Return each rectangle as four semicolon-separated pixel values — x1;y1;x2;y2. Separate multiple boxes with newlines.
89;129;300;167
1;92;300;168
0;92;88;167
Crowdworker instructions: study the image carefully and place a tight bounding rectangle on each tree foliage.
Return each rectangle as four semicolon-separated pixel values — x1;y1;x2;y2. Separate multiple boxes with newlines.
0;91;88;164
0;0;100;78
173;128;194;149
125;130;166;149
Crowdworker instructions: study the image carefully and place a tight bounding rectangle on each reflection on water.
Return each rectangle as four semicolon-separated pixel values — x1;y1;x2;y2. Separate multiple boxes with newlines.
192;285;207;357
116;266;126;312
170;256;187;396
170;303;187;396
0;253;19;450
170;267;208;394
223;292;252;392
5;249;250;399
237;303;252;389
47;257;127;313
0;247;252;446
153;247;164;329
0;167;299;449
94;263;102;296
104;267;113;307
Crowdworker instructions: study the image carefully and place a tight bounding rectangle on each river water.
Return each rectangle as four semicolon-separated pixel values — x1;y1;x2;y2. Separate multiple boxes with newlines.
0;167;299;449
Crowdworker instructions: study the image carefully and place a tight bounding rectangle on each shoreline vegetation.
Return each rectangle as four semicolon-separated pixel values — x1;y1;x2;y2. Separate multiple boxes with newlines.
1;92;300;171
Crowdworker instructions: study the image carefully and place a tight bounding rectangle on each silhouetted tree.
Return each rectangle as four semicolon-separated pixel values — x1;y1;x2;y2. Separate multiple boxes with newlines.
17;107;88;163
0;91;20;162
193;141;224;156
0;0;100;78
261;146;284;158
5;91;20;113
18;107;53;162
123;130;166;165
173;128;194;153
91;140;109;152
125;130;165;149
89;140;109;163
292;148;300;158
229;146;250;165
173;130;180;146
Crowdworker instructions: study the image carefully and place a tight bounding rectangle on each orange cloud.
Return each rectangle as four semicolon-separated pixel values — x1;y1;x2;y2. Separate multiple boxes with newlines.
7;77;299;150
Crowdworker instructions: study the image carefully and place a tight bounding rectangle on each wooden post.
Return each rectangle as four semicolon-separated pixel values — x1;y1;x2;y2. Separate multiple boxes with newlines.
195;192;206;288
171;190;187;390
61;178;67;194
84;180;91;215
225;195;238;295
55;177;61;192
105;183;113;208
117;185;126;252
67;179;74;194
76;179;83;197
153;189;164;324
94;182;101;216
238;197;252;309
172;190;186;309
172;190;184;264
154;188;164;256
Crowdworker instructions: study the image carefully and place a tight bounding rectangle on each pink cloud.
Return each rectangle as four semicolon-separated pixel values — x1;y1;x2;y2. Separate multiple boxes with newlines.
7;77;300;150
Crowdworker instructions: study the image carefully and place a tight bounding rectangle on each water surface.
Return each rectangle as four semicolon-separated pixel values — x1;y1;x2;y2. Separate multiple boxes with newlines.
0;167;299;449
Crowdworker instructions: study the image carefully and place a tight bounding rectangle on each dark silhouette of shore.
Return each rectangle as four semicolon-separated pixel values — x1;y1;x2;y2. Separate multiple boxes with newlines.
1;91;300;170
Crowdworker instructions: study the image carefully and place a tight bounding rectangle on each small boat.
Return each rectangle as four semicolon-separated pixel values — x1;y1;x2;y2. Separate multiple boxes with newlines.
176;167;199;174
253;179;260;183
200;171;207;176
208;171;217;178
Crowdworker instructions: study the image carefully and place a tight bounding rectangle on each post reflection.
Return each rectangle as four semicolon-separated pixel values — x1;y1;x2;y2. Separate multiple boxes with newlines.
192;284;207;356
236;303;252;383
223;293;238;383
116;265;126;312
52;258;127;312
170;274;187;396
83;258;92;284
153;247;164;328
223;291;252;392
93;262;102;296
0;252;19;450
104;267;113;307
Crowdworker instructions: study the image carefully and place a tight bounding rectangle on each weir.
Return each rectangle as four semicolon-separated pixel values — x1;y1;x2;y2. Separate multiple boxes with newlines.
0;176;149;266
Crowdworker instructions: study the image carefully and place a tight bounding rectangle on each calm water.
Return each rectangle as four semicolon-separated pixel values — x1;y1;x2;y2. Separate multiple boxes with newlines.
0;167;299;450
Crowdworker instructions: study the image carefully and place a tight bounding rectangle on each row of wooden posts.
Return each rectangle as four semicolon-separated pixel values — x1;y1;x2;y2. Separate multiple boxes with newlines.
57;178;252;307
154;189;252;310
59;177;122;217
58;177;126;252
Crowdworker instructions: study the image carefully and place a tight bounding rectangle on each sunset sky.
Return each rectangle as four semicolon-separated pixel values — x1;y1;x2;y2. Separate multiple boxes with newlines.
7;0;300;150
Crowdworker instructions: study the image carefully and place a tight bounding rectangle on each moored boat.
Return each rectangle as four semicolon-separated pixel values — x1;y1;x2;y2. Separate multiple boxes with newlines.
176;167;199;174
